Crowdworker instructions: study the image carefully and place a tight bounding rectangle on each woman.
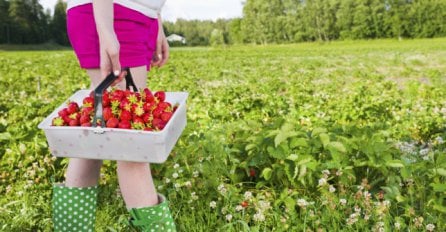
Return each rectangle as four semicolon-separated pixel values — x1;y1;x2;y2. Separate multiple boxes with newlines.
52;0;174;231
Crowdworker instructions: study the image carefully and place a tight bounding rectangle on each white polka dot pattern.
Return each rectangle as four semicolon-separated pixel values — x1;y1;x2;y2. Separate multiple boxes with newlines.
128;194;176;231
52;185;98;232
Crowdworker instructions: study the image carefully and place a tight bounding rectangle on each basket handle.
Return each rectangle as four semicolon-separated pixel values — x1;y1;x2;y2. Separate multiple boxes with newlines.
92;68;138;127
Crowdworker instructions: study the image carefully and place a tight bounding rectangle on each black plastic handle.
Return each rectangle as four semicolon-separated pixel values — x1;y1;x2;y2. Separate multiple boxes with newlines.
92;68;138;127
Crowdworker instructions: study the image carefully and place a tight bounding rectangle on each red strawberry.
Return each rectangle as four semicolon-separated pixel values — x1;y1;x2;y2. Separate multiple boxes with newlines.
142;113;153;123
119;110;132;122
103;107;113;121
142;88;154;102
158;102;172;111
81;122;92;127
143;102;155;112
154;91;165;102
132;105;145;117
58;108;69;118
106;117;119;128
102;90;110;107
120;99;131;111
249;168;256;177
111;89;125;101
52;117;65;126
69;112;81;120
152;107;164;119
81;107;94;117
79;114;91;124
82;96;94;108
152;118;166;130
68;119;79;127
118;120;131;129
67;102;79;114
160;111;173;123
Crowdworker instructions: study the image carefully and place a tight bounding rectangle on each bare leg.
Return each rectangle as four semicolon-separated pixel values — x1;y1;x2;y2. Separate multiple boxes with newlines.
65;69;104;187
116;66;157;208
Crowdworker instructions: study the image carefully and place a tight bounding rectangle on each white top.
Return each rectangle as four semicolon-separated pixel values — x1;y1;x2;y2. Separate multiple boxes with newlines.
66;0;166;18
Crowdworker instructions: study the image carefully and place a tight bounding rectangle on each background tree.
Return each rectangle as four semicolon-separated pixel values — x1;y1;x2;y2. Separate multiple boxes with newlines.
50;0;68;45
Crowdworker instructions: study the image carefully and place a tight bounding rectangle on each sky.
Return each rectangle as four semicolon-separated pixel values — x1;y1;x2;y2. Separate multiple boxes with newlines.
39;0;244;22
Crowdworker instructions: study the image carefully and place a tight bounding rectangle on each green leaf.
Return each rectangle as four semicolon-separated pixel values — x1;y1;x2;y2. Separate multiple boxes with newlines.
319;133;330;147
433;204;446;213
0;132;11;141
327;141;346;153
286;154;299;161
275;130;298;147
312;127;327;136
386;160;404;168
430;183;446;192
245;144;257;151
432;168;446;176
290;137;308;148
262;168;272;181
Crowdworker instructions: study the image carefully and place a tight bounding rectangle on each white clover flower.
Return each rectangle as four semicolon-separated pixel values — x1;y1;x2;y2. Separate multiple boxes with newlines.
191;192;198;200
173;163;180;169
297;199;308;208
383;200;391;207
225;214;233;222
184;181;192;188
258;200;271;211
253;212;265;222
435;136;444;144
209;201;217;209
172;172;179;179
322;169;330;176
178;168;184;173
336;170;343;176
193;171;199;178
217;184;227;194
174;183;181;189
420;148;429;156
394;222;401;230
329;185;336;193
318;178;327;186
426;223;435;231
340;199;347;206
244;191;253;200
165;178;171;184
235;205;243;212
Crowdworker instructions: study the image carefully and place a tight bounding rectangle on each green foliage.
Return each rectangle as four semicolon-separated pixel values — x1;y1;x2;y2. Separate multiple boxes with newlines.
1;39;446;230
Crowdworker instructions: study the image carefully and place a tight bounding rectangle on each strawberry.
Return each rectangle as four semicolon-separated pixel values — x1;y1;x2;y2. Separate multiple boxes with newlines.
142;113;153;124
102;90;111;107
144;127;153;131
241;201;249;208
67;102;79;114
52;117;65;126
81;122;92;127
79;114;91;125
154;91;166;102
111;89;125;101
152;118;166;130
160;111;173;123
143;102;156;112
81;107;94;117
158;102;172;111
142;88;154;102
102;107;113;121
120;99;131;111
118;120;131;129
106;117;119;128
120;110;132;122
82;96;94;108
58;108;69;118
68;119;79;126
249;168;256;177
132;104;145;117
152;107;164;119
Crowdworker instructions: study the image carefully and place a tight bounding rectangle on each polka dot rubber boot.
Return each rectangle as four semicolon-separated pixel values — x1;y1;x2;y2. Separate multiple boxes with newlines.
128;194;176;232
52;184;98;232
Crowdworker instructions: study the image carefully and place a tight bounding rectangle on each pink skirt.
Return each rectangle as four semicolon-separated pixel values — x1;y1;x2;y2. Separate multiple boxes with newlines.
67;3;158;70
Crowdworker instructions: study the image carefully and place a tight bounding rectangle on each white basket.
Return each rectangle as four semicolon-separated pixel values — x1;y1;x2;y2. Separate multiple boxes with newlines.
38;90;188;163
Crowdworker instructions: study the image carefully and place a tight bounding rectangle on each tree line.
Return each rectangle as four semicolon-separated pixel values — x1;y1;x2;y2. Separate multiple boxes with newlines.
1;0;445;46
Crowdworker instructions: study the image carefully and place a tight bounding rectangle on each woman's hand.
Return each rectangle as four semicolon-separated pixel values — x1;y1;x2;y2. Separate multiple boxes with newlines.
92;0;122;79
151;14;169;68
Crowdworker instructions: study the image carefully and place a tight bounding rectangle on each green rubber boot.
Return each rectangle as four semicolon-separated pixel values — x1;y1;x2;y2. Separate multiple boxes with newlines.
128;194;176;232
52;184;98;232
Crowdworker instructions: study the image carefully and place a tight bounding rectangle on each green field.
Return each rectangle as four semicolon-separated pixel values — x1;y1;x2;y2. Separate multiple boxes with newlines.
1;39;445;231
